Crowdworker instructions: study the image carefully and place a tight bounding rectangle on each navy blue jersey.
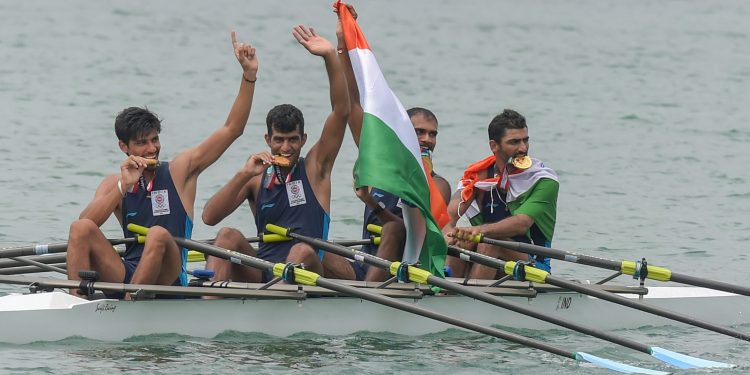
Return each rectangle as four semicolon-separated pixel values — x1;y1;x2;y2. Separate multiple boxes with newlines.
359;188;402;257
255;157;330;263
120;162;192;285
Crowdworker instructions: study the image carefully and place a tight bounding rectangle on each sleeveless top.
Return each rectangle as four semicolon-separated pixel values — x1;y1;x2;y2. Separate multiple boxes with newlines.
255;157;330;263
359;188;403;256
121;162;192;286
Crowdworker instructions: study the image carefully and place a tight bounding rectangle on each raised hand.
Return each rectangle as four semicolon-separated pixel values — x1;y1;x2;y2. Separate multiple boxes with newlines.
332;2;358;19
292;25;334;57
333;2;358;41
231;31;258;79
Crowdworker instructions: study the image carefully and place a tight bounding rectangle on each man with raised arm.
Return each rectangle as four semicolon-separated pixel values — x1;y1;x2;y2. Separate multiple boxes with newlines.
335;4;451;281
66;32;259;298
201;24;352;283
444;109;559;279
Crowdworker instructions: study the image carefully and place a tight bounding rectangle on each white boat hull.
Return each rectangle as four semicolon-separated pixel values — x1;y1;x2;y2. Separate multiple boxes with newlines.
1;286;748;344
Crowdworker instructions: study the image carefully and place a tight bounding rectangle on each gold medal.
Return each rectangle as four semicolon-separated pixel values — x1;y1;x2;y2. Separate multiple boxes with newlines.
272;155;292;167
511;155;532;170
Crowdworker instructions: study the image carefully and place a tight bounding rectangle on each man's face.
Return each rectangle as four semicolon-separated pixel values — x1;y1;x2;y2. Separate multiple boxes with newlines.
120;129;160;169
264;127;307;167
411;114;438;152
490;127;529;164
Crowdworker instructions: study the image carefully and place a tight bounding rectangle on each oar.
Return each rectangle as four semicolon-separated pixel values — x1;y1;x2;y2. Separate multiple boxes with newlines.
269;224;731;370
0;252;117;269
0;236;261;260
0;239;135;259
7;256;67;274
128;223;665;374
469;234;750;297
0;263;67;275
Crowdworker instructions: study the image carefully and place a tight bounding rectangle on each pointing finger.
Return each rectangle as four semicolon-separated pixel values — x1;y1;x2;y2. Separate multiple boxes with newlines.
231;30;238;46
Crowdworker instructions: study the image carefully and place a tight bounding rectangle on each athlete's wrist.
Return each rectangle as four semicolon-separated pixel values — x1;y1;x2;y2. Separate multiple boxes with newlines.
117;179;127;197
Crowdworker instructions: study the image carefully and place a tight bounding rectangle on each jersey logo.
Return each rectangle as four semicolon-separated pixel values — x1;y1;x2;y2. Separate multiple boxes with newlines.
261;203;276;210
373;192;384;198
126;212;138;218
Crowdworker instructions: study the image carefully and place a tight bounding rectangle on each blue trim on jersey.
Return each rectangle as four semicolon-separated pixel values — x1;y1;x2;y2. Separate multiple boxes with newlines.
179;216;193;286
317;212;331;262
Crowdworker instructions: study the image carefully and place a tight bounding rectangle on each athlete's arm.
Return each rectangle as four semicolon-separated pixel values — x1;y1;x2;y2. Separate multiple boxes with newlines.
433;174;452;206
335;5;363;146
202;152;271;226
79;155;153;225
78;175;122;226
171;32;259;182
295;25;350;180
471;214;534;239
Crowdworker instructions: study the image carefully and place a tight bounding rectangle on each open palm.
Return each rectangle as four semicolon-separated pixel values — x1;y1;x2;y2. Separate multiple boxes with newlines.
292;25;333;56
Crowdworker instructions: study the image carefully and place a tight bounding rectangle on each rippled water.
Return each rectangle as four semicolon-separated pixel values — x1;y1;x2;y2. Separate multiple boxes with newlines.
1;0;749;373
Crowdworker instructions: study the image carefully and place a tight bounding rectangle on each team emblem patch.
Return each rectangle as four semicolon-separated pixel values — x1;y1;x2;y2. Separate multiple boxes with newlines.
151;189;170;216
286;180;307;207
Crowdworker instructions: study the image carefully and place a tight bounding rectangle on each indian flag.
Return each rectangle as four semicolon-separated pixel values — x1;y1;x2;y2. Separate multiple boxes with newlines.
339;2;447;277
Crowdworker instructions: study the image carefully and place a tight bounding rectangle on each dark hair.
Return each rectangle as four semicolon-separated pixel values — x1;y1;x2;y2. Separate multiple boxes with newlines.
114;107;162;144
266;104;304;134
488;109;526;142
407;107;438;125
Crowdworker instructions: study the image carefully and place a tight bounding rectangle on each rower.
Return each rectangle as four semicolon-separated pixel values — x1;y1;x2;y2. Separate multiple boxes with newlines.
201;23;353;285
444;109;560;279
65;31;259;299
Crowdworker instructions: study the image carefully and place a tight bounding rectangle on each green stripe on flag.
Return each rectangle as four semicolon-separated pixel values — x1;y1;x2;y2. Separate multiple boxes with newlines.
354;113;446;277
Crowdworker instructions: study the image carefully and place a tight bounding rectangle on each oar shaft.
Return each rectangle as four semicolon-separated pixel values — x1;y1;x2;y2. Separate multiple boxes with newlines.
285;233;651;353
480;237;621;270
162;235;576;360
0;237;260;261
448;245;750;342
669;272;750;297
8;257;66;274
0;254;68;268
479;237;750;297
0;263;67;275
332;239;375;247
0;239;134;259
313;277;572;358
428;275;654;351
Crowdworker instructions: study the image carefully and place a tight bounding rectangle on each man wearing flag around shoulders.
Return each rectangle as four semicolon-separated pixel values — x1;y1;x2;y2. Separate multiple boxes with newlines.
335;3;451;281
334;1;449;278
66;32;258;299
201;24;354;283
445;109;559;279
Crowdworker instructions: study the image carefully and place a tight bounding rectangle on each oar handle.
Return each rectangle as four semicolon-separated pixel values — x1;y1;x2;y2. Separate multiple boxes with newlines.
128;223;148;235
265;223;291;237
366;224;382;235
262;234;292;243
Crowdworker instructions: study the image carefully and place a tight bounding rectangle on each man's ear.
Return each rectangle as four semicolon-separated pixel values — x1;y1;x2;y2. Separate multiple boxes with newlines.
489;139;499;154
264;133;271;147
301;133;308;147
118;140;129;155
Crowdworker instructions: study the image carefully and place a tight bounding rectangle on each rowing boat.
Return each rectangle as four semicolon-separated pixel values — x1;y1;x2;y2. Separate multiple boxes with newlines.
1;276;747;344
